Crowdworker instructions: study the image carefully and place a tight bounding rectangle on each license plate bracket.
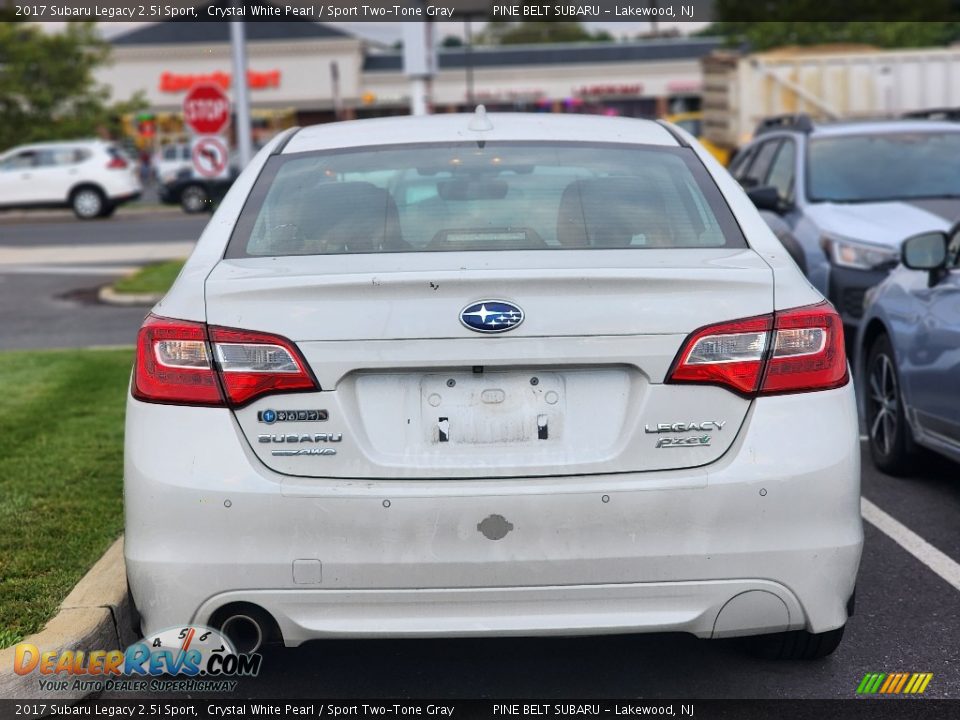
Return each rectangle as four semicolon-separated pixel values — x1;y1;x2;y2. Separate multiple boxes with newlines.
420;372;565;445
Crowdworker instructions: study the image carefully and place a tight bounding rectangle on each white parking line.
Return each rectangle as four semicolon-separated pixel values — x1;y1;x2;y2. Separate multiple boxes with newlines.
861;497;960;593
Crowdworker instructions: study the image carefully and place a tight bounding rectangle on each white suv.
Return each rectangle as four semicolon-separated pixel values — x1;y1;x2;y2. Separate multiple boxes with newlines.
0;140;141;219
125;113;862;660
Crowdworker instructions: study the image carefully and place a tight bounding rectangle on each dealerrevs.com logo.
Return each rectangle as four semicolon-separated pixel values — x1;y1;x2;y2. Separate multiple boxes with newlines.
13;626;261;693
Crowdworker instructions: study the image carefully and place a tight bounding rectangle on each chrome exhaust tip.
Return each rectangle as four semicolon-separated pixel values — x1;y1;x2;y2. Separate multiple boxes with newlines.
220;613;263;654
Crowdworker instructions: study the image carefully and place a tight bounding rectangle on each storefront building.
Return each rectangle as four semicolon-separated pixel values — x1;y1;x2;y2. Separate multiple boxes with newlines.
98;21;721;148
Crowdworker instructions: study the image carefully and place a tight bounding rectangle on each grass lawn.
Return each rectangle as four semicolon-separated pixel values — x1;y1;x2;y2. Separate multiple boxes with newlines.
112;259;185;295
0;348;133;647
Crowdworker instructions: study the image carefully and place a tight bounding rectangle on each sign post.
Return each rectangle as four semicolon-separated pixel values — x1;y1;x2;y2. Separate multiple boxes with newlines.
183;83;231;181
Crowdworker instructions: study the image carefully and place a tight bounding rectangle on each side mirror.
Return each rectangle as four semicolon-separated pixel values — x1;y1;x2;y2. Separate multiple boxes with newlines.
902;231;949;286
902;232;948;270
746;185;783;213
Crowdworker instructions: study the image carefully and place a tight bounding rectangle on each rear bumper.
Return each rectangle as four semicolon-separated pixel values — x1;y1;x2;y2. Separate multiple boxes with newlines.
124;384;862;644
194;580;808;642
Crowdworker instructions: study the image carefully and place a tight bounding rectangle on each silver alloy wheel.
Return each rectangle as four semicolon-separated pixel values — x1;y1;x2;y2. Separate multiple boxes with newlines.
868;352;899;456
73;189;103;218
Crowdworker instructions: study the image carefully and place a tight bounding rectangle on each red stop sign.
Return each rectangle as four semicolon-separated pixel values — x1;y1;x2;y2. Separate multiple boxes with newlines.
182;84;230;135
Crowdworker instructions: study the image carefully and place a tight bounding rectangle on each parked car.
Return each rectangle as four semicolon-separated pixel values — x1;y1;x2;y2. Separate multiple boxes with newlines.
125;112;861;660
857;227;960;473
159;167;236;213
153;142;192;185
730;115;960;328
0;140;141;219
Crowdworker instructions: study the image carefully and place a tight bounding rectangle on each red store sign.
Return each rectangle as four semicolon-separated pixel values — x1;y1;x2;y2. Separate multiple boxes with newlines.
575;84;643;97
160;70;281;93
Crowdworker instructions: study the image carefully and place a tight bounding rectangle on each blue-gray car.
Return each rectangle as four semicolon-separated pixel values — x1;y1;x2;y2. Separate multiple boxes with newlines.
731;116;960;329
857;227;960;473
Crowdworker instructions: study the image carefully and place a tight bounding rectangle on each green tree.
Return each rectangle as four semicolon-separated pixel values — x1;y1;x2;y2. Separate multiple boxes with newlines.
0;22;143;151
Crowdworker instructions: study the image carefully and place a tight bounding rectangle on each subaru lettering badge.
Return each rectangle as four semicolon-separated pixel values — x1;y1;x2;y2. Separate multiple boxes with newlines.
460;300;524;333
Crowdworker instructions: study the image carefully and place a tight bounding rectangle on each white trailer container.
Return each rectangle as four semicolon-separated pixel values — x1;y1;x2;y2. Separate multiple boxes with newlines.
703;45;960;150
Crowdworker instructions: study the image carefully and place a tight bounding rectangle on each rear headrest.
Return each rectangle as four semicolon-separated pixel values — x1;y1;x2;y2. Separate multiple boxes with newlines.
557;177;672;248
298;181;406;253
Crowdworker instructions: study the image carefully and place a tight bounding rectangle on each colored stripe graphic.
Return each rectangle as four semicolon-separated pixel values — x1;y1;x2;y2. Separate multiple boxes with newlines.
892;673;910;694
857;672;932;694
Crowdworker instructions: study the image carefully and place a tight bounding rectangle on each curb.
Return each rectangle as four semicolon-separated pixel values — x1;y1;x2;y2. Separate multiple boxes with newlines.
0;537;137;700
98;285;163;306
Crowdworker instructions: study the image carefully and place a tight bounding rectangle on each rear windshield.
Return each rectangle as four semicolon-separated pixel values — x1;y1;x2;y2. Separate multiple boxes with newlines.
226;142;744;257
808;132;960;203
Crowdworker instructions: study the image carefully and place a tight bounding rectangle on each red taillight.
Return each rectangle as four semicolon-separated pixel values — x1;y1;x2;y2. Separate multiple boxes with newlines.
667;302;848;397
133;316;222;406
133;315;318;407
761;303;848;394
107;156;128;170
667;314;772;395
208;325;317;406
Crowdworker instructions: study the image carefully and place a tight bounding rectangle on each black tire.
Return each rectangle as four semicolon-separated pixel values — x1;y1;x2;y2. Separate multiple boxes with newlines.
71;186;106;220
99;203;117;219
126;577;143;640
180;184;209;214
865;333;914;475
745;626;845;660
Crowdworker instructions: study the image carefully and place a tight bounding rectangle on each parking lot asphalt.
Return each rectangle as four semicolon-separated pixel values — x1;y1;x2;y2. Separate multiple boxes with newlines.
2;212;957;702
0;208;207;247
0;212;207;350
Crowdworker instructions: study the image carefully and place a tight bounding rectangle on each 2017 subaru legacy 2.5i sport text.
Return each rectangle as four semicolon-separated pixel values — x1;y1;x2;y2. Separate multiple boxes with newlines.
125;111;862;660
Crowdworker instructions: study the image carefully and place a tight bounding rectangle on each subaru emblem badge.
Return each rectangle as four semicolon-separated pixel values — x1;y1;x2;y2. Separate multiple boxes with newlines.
460;300;524;333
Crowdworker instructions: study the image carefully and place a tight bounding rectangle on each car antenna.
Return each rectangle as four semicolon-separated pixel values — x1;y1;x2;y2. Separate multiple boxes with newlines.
468;105;494;132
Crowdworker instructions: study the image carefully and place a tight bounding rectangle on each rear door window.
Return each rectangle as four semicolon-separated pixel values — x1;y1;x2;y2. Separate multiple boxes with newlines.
226;142;746;258
765;139;797;201
739;140;781;189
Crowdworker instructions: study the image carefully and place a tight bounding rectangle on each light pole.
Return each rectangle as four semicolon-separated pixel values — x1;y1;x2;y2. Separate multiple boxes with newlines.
230;6;254;168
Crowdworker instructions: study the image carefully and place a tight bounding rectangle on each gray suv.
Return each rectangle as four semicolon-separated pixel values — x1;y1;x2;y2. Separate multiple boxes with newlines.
730;115;960;327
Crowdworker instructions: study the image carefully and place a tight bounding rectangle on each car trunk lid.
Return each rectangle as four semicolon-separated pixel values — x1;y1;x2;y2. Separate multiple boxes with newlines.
204;248;772;479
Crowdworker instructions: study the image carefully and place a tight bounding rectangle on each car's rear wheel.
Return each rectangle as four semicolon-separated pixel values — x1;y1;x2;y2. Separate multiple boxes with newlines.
865;333;914;475
745;626;845;660
71;186;105;220
180;184;209;214
99;202;117;219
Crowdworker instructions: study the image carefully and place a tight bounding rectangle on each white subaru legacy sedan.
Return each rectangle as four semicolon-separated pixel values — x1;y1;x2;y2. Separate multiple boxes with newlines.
125;112;862;660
